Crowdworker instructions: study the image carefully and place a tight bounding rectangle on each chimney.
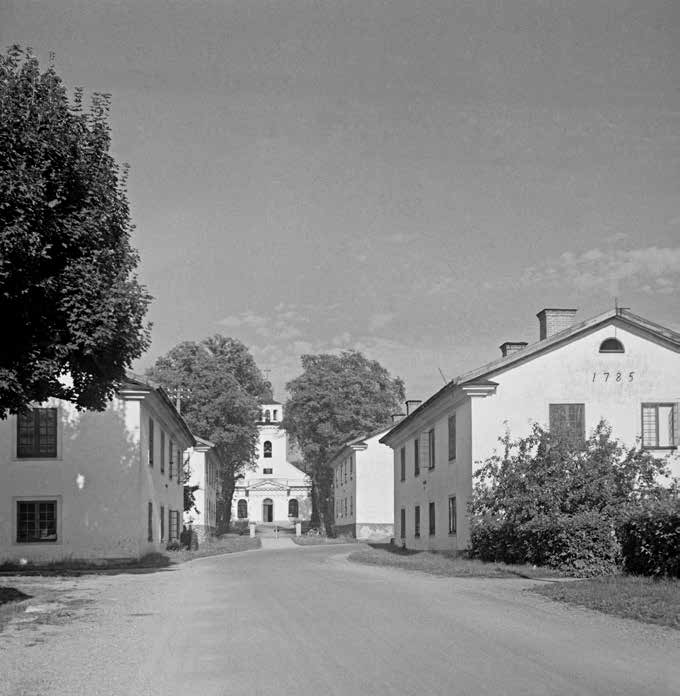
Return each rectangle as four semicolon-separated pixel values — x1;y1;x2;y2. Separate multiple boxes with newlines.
405;399;422;416
391;413;406;424
537;308;577;340
499;341;528;357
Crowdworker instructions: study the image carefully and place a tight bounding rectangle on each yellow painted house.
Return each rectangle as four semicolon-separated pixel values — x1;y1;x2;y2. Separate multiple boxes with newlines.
381;308;680;552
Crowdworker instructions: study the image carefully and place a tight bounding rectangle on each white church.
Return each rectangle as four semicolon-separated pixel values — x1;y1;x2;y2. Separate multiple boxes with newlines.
231;401;312;525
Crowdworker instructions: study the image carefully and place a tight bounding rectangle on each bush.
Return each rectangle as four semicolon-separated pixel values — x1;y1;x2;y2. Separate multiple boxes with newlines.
471;511;619;576
165;540;180;551
229;520;250;536
618;498;680;577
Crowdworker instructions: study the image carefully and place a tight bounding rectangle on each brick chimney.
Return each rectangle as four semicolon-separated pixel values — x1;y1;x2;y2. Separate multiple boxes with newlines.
537;308;577;340
499;341;528;357
405;399;422;416
391;413;406;424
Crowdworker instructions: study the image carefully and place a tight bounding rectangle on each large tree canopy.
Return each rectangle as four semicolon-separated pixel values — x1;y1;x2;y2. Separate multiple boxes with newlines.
0;47;151;417
147;335;272;530
283;350;405;531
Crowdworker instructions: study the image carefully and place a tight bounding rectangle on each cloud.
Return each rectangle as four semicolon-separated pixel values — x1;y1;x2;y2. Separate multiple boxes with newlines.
522;245;680;295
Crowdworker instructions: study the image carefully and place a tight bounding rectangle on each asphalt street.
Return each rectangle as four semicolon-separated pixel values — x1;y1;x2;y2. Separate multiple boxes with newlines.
1;543;679;696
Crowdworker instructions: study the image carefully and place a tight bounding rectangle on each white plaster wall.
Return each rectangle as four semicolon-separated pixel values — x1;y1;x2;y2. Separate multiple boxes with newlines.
356;434;393;525
0;392;187;563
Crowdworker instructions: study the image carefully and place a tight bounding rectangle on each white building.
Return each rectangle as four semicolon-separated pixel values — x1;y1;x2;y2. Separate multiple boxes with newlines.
331;426;394;540
381;308;680;552
0;375;194;563
231;401;311;525
184;436;219;540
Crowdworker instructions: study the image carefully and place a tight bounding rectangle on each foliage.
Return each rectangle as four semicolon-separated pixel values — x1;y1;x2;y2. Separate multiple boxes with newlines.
147;335;271;530
0;46;151;416
469;422;671;574
618;495;680;578
184;484;200;513
283;350;405;532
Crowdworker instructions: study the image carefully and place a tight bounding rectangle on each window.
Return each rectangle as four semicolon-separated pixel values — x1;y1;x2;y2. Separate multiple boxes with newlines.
273;409;278;421
448;496;457;534
349;496;353;516
17;408;57;458
237;499;248;519
160;505;165;541
288;499;299;517
448;414;456;461
264;410;271;422
414;438;420;476
400;447;406;481
168;508;175;540
148;418;154;467
16;501;57;543
263;467;273;475
160;431;165;474
428;429;436;469
349;457;353;480
263;440;272;458
148;502;153;542
599;337;624;353
549;403;585;446
344;462;347;484
400;508;406;539
344;498;347;516
642;403;678;449
414;505;420;537
169;439;174;479
429;502;436;536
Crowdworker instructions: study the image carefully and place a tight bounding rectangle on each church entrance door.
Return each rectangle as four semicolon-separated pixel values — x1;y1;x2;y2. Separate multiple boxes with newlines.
262;498;274;523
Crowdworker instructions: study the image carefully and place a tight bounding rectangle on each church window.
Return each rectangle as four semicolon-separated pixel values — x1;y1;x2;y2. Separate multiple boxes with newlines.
237;499;248;519
288;499;299;517
273;409;278;420
599;337;624;353
263;468;273;474
264;440;272;458
264;410;271;422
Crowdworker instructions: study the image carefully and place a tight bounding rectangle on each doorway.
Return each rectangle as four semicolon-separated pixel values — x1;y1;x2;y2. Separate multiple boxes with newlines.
262;498;274;523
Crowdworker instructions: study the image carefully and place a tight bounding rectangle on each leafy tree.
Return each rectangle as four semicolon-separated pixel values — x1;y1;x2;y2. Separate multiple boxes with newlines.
0;46;151;416
283;350;405;533
147;335;271;531
469;421;672;572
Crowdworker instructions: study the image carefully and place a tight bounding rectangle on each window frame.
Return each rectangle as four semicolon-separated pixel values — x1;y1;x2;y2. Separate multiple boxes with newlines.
549;403;586;446
263;440;273;458
428;501;436;536
427;429;436;469
148;501;153;542
599;337;625;353
262;467;273;475
237;499;248;519
448;496;457;535
16;407;58;459
148;418;154;467
414;505;420;538
641;402;678;450
414;438;420;476
160;431;165;474
16;499;58;544
448;414;456;461
288;499;299;517
400;508;406;540
400;447;406;481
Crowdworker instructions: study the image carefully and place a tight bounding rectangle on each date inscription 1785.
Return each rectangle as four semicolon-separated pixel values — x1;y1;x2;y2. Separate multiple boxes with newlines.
592;371;635;383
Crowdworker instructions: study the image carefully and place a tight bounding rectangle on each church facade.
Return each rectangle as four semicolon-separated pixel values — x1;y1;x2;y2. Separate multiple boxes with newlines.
231;401;312;525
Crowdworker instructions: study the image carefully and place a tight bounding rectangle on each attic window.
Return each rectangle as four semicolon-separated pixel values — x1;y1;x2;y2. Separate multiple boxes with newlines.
599;337;624;353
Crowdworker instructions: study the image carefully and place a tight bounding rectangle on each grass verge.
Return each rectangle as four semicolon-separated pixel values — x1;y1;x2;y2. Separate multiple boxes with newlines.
532;575;680;630
0;535;260;575
292;535;361;546
348;543;566;578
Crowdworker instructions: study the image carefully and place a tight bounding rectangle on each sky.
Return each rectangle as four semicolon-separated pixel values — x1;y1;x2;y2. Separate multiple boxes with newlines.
3;0;679;401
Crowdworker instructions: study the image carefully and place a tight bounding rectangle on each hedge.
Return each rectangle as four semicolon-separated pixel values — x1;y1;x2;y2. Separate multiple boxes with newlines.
618;499;680;578
470;511;620;576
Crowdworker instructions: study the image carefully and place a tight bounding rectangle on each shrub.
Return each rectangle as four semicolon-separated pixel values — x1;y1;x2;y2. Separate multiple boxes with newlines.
229;520;250;536
165;540;180;551
618;498;680;577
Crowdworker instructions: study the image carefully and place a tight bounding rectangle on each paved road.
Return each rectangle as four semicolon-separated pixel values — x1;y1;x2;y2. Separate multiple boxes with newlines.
1;544;679;696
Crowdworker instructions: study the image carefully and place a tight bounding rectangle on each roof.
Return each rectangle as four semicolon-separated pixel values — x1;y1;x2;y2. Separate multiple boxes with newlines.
120;372;196;446
327;423;393;465
381;308;680;444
